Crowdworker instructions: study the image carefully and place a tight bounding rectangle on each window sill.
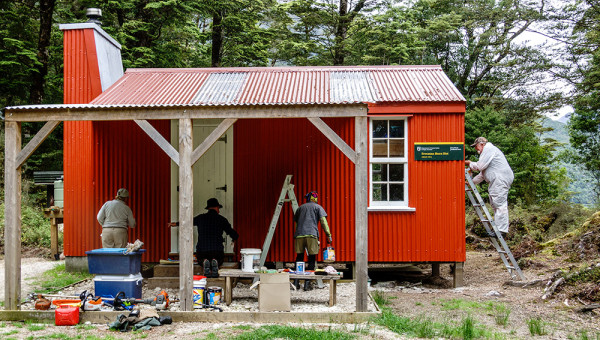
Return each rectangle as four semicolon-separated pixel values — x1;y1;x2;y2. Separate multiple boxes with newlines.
368;206;416;212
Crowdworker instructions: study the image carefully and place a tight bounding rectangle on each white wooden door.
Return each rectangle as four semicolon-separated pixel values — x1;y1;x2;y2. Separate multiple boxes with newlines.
170;119;234;254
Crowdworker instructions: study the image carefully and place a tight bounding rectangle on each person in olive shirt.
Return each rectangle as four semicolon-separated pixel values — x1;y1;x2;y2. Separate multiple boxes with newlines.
293;191;332;290
97;188;136;248
194;198;238;278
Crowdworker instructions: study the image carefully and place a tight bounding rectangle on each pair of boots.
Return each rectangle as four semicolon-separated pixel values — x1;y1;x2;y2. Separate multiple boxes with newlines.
203;259;219;278
293;279;313;291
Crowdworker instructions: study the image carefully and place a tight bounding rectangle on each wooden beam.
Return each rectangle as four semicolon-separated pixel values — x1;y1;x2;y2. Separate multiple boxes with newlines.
308;117;357;164
354;116;369;312
4;122;22;310
191;118;237;165
15;121;60;168
4;104;367;122
134;119;180;166
178;118;194;311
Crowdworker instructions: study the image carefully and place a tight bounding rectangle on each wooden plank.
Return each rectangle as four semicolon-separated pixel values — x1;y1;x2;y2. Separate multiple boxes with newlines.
431;263;440;277
0;310;380;324
354;116;369;312
50;218;59;259
15;121;60;168
4;121;22;310
225;276;233;306
191;118;236;165
308;117;357;164
134;119;180;165
328;279;337;307
178;118;194;311
453;262;464;288
4;104;367;122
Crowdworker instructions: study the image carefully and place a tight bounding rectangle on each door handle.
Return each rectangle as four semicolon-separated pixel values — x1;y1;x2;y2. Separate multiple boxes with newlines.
216;185;227;192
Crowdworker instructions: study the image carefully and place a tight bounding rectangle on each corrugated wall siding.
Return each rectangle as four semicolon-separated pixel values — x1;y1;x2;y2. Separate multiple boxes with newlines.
234;112;464;263
62;27;172;261
234;118;356;262
368;112;465;262
63;28;103;258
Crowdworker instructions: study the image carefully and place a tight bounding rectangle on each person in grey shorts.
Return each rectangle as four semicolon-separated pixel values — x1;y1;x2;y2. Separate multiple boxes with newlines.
293;191;332;290
97;188;136;248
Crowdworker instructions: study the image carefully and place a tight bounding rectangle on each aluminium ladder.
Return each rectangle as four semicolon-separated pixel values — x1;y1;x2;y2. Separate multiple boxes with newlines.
465;169;525;281
258;175;300;269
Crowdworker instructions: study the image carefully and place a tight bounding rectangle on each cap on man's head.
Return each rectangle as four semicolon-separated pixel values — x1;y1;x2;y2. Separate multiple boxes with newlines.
116;188;129;198
305;191;318;202
470;137;488;147
205;198;223;209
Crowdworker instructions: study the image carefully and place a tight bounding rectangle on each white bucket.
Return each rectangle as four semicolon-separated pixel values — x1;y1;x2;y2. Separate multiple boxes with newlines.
240;248;261;272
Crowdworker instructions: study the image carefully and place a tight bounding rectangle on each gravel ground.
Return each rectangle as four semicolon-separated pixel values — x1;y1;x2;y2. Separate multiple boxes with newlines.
22;276;377;313
0;257;63;302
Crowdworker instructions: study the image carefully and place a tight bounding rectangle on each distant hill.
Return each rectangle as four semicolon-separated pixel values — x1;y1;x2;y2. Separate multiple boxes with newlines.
541;118;595;206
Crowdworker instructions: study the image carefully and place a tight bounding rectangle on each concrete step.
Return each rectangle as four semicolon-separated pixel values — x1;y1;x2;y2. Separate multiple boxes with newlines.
147;277;226;290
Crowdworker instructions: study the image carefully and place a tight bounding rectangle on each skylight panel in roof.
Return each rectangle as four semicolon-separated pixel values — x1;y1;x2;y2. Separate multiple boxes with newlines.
330;71;378;103
191;72;247;105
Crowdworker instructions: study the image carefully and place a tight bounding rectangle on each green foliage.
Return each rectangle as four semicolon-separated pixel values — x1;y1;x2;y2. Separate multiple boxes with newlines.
371;290;390;307
374;307;495;339
0;199;62;248
563;265;600;285
465;106;570;206
232;325;355;340
33;263;93;294
527;317;547;336
492;304;510;327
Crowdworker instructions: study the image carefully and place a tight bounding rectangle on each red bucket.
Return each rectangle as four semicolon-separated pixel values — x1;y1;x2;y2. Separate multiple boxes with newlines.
55;305;79;326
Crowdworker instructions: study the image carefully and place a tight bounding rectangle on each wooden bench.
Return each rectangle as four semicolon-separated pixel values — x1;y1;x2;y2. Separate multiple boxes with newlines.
219;269;342;307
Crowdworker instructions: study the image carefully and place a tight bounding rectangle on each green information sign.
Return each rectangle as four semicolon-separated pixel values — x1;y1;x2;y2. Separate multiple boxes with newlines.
414;143;464;161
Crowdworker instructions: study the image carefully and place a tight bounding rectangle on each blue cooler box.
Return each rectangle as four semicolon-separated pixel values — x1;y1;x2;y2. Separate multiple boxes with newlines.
85;248;146;275
94;273;143;299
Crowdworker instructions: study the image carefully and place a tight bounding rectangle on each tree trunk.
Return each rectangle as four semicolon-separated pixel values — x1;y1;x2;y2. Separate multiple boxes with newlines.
332;0;348;66
29;0;56;104
333;0;366;66
211;11;224;67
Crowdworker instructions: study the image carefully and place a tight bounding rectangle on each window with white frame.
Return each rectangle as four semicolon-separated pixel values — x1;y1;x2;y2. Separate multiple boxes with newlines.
369;118;408;207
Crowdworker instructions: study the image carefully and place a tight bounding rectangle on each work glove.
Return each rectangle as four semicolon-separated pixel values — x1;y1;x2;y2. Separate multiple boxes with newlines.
327;236;332;244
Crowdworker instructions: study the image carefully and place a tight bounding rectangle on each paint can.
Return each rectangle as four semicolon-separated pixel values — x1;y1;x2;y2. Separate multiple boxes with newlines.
240;248;261;272
323;246;335;262
296;261;305;273
207;286;222;305
193;275;207;308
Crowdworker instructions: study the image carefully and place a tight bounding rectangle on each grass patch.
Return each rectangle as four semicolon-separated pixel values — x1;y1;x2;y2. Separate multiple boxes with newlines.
527;317;547;336
492;303;511;326
440;298;487;311
371;290;390;307
232;325;252;330
569;330;600;340
26;324;46;331
233;325;355;340
375;307;499;339
2;330;19;336
33;263;93;293
75;324;96;331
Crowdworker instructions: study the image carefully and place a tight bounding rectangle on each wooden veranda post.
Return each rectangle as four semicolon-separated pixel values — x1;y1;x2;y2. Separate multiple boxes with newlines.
178;118;194;311
4;122;22;310
355;116;369;312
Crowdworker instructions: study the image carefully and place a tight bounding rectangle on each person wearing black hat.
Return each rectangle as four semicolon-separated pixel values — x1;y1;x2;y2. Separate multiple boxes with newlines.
193;198;238;278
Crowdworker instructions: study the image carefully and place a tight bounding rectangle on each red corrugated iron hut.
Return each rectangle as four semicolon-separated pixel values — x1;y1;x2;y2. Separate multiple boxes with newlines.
3;21;466;311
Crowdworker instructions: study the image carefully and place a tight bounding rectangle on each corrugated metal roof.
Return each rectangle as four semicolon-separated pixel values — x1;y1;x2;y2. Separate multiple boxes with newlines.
89;65;464;106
